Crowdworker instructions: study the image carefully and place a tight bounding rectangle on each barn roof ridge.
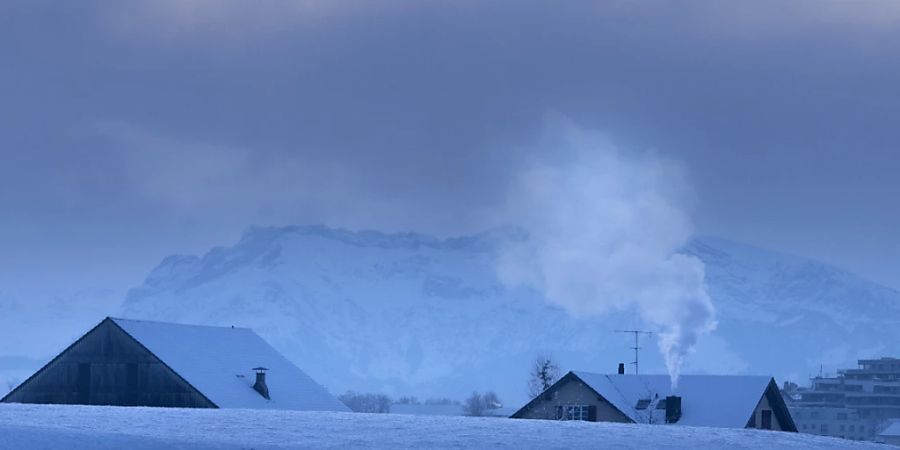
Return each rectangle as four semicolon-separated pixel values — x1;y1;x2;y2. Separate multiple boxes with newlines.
109;317;252;331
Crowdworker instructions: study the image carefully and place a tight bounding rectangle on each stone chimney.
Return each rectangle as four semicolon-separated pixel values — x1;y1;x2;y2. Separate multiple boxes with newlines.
253;367;270;400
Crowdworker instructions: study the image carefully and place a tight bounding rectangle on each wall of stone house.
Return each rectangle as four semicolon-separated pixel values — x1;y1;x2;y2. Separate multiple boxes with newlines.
516;377;631;423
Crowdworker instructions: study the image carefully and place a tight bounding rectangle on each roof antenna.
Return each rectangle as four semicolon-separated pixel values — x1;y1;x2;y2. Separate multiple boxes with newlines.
615;330;654;374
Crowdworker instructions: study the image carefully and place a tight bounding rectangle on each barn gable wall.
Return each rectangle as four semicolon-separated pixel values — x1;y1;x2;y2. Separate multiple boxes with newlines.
1;319;215;408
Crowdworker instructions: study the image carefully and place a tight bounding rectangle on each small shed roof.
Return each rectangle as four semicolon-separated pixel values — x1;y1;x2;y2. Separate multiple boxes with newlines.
879;420;900;437
572;372;780;428
111;318;348;412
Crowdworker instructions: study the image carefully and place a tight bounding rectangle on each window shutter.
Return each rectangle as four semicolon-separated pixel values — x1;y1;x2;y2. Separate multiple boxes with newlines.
556;405;563;420
588;405;597;422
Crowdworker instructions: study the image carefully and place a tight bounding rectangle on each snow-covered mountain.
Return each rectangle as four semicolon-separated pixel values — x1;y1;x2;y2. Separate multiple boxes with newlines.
121;226;900;404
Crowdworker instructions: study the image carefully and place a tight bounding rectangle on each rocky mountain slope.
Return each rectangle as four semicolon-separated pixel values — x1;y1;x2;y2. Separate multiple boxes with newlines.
121;226;900;404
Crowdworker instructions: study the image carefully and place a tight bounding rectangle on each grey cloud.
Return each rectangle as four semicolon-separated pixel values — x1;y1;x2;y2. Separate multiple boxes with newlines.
2;0;900;294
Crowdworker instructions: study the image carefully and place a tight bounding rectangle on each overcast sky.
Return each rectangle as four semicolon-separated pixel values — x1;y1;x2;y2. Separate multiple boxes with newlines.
3;0;900;296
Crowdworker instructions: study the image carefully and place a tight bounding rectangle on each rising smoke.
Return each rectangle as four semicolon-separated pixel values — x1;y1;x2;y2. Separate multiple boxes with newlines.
496;126;716;389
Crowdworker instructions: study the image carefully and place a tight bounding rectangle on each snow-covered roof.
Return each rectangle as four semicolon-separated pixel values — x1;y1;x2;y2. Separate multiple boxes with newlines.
879;419;900;437
111;318;348;412
572;372;773;428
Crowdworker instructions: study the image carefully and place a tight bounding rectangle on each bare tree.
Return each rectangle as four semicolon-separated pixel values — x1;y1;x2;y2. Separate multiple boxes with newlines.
463;391;503;416
528;355;560;398
463;391;485;416
482;391;502;409
4;377;19;394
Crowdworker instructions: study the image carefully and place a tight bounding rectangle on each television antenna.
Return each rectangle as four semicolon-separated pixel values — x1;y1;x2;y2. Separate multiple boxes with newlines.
615;330;654;374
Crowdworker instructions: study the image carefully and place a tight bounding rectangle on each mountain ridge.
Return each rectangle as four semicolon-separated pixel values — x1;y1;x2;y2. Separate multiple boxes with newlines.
122;225;900;403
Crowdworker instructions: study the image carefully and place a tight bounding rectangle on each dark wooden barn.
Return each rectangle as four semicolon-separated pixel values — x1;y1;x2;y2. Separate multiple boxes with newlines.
1;317;348;411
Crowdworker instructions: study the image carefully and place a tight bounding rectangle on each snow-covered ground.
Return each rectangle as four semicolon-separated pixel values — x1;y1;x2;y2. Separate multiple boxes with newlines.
0;403;881;449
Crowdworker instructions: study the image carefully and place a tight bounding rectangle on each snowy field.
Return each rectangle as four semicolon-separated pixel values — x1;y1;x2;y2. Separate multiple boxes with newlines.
0;404;882;449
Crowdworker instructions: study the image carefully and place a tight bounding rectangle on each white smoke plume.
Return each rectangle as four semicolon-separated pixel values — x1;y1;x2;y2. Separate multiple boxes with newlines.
496;126;716;389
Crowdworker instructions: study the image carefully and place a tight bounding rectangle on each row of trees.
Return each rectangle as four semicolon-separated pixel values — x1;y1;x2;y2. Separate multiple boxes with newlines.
338;391;392;413
339;392;466;413
395;396;460;406
460;354;561;416
338;354;560;415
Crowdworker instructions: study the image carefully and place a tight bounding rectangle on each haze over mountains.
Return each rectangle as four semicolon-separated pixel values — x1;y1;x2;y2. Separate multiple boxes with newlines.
110;225;900;404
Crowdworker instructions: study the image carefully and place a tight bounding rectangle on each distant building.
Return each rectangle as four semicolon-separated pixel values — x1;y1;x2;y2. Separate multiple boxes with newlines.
790;406;868;441
510;370;796;432
1;317;349;411
789;357;900;441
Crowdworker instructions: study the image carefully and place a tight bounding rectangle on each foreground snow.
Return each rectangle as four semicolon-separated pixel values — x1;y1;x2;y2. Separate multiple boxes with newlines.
0;404;880;449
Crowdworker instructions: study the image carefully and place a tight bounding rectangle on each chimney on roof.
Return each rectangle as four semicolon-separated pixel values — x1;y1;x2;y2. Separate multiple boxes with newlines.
665;395;681;424
253;367;270;400
617;363;625;375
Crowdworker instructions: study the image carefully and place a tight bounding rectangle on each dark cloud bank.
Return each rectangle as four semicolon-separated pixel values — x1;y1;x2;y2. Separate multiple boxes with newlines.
2;0;900;293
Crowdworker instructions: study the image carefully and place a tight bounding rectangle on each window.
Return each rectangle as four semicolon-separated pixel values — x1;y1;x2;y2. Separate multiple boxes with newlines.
761;410;772;430
635;399;651;410
557;405;592;421
566;405;588;421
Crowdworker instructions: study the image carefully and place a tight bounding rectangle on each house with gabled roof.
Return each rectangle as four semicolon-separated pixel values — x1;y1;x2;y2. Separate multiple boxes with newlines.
1;317;349;411
511;370;797;432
